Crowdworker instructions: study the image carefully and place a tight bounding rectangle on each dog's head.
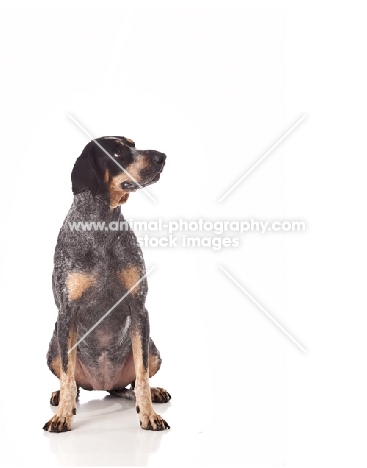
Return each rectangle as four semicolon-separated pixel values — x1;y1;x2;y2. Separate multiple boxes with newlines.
71;136;166;208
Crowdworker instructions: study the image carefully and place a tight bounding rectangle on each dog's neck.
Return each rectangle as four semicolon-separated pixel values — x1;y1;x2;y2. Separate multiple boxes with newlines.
72;191;122;220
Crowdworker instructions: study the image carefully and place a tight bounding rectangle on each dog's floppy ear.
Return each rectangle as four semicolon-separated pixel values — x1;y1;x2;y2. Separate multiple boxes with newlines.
71;143;104;196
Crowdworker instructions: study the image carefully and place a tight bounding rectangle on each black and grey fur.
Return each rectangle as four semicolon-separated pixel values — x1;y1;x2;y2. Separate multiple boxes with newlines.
43;136;170;433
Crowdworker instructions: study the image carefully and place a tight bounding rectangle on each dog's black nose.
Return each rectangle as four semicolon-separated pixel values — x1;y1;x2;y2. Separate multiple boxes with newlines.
153;153;166;165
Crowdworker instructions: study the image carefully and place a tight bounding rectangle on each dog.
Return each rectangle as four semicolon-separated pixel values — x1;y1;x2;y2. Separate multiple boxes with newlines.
43;136;170;432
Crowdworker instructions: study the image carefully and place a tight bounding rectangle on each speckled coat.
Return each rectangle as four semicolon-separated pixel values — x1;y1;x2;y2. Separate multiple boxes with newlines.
43;136;170;433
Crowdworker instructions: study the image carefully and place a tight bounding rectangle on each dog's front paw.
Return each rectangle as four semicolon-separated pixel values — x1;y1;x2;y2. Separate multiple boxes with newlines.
43;412;75;433
139;411;170;431
151;387;171;403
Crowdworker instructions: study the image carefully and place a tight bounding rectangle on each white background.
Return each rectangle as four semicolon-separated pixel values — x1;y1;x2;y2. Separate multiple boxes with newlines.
0;1;366;467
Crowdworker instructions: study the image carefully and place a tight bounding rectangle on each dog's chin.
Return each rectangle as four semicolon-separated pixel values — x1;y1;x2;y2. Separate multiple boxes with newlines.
143;173;161;187
121;173;161;192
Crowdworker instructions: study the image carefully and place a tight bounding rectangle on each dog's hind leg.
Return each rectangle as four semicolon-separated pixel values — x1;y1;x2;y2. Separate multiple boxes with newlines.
109;384;171;403
50;390;60;406
109;387;136;400
146;342;171;403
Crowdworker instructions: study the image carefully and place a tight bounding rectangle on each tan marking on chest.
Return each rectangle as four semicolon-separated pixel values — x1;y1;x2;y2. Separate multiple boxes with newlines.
66;272;96;301
117;266;140;295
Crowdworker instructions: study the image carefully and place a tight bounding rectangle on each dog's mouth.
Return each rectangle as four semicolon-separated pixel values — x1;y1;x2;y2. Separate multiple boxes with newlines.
121;172;161;191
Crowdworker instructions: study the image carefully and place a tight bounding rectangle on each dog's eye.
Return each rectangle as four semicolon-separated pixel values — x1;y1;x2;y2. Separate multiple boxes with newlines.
115;147;122;157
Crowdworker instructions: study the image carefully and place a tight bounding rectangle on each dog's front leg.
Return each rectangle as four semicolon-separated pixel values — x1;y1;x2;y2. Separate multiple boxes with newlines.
130;317;170;431
43;313;77;432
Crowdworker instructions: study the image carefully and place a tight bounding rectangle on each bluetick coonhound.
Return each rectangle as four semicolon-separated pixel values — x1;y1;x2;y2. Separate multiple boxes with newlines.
43;136;170;432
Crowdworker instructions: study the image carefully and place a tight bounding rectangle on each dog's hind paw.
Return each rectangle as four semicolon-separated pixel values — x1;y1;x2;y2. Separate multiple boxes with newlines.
43;414;74;433
49;387;80;406
50;390;60;406
151;387;171;403
109;388;136;400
